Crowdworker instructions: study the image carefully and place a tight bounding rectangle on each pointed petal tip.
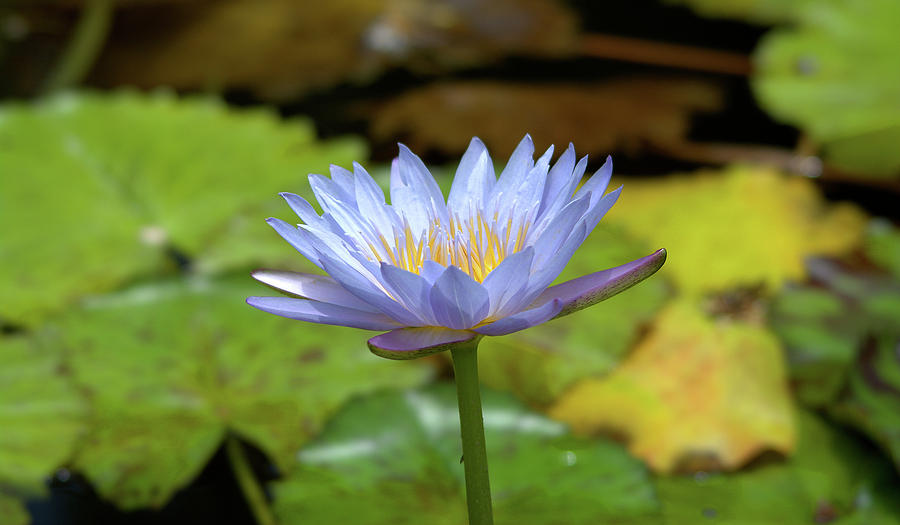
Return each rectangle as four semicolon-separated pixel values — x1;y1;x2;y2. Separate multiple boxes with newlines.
538;248;667;319
368;327;479;360
246;296;263;307
397;142;415;156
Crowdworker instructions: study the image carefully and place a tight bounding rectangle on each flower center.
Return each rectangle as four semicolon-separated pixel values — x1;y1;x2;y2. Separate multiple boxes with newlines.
366;210;532;283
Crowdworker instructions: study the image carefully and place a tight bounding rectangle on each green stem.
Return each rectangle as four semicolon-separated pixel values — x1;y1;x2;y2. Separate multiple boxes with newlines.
42;0;113;94
451;339;494;525
226;435;277;525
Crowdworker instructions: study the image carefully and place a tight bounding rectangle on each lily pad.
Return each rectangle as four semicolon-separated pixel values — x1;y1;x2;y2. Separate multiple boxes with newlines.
0;91;364;326
605;165;866;295
830;336;900;474
0;493;29;525
0;336;86;494
665;0;810;24
550;299;795;473
51;275;431;509
769;248;900;472
478;225;670;407
769;286;859;407
753;0;900;176
370;79;722;158
658;411;900;524
272;385;659;525
866;220;900;279
89;0;577;100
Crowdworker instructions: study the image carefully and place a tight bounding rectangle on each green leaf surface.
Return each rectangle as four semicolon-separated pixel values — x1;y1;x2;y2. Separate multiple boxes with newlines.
770;287;858;406
830;336;900;474
272;385;659;525
866;220;900;279
658;411;900;524
770;246;900;472
0;493;29;525
0;91;364;326
51;275;431;509
753;0;900;176
0;336;86;494
478;225;669;406
665;0;809;24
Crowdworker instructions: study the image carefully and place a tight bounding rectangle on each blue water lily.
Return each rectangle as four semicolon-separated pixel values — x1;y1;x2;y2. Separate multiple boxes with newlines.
248;135;665;359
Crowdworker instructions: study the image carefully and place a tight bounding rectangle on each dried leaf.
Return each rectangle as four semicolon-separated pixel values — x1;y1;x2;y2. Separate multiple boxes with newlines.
370;79;722;157
89;0;577;100
605;165;866;294
549;299;795;473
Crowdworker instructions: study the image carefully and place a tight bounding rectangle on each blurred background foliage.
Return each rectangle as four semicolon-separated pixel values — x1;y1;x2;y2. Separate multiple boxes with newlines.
0;0;899;524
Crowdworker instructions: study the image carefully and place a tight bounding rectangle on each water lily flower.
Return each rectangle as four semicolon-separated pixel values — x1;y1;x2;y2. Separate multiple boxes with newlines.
247;135;665;359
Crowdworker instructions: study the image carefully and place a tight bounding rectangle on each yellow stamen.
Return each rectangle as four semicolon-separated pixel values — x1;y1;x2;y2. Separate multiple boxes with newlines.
362;209;531;282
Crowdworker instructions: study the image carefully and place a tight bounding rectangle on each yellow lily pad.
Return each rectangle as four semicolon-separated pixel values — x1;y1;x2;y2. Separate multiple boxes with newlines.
549;299;795;473
606;166;866;295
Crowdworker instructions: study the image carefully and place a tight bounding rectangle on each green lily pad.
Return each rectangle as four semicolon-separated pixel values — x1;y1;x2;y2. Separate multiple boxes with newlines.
0;336;87;494
866;220;900;279
658;411;900;524
665;0;810;24
753;0;900;176
769;246;900;472
50;275;431;509
478;225;669;406
0;493;29;525
770;286;859;406
272;385;659;525
830;336;900;474
0;91;364;326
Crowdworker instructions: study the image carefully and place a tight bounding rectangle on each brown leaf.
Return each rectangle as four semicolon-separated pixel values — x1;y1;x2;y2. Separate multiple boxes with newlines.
87;0;577;99
369;78;722;157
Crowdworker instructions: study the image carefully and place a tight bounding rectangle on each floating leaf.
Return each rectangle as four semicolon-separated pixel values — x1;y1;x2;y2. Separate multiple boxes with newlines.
272;385;659;525
753;0;900;176
658;411;900;524
769;286;858;407
769;250;900;473
0;91;363;326
0;336;86;494
52;275;431;509
830;336;900;474
550;299;795;473
665;0;809;24
605;165;866;294
478;225;669;407
370;79;722;158
0;493;29;525
866;220;900;279
89;0;576;100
